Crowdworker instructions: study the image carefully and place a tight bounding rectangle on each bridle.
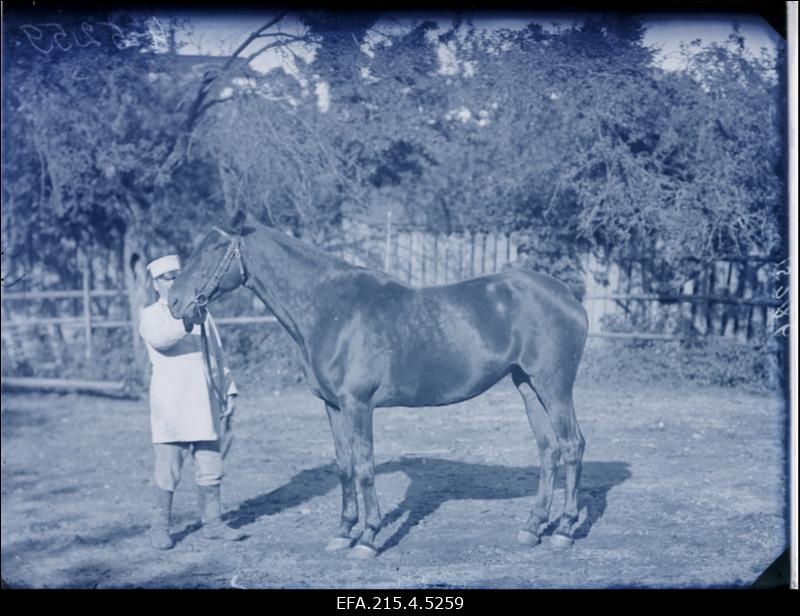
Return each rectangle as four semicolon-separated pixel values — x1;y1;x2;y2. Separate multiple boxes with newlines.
193;226;249;315
190;227;250;453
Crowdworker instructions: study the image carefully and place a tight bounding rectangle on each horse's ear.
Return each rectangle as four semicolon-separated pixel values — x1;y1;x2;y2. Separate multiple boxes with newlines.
203;206;227;229
229;208;256;236
230;208;247;233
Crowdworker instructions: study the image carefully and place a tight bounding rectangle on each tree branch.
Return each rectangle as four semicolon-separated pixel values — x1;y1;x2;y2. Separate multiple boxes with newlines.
224;13;289;67
1;271;27;288
198;95;234;117
158;12;300;184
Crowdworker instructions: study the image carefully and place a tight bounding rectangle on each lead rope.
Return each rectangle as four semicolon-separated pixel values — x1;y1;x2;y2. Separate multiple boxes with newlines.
199;317;226;404
199;312;233;458
193;233;245;459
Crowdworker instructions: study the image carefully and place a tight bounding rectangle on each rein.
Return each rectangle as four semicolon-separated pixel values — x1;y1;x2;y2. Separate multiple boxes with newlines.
191;228;249;457
199;318;226;406
199;317;234;459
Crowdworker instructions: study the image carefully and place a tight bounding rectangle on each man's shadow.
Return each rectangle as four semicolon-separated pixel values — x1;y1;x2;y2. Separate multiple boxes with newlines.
211;458;630;554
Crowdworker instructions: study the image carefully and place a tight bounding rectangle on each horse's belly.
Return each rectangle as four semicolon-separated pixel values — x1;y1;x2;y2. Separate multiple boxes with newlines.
376;353;509;408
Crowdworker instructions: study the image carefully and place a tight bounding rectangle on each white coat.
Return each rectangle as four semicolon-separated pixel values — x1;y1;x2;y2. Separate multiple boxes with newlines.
139;299;237;443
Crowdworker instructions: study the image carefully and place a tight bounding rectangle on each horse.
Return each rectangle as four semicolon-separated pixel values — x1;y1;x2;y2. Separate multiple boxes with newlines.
169;213;588;559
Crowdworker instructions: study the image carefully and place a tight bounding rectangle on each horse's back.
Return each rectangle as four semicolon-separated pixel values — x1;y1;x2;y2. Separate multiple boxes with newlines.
424;268;587;339
314;266;587;348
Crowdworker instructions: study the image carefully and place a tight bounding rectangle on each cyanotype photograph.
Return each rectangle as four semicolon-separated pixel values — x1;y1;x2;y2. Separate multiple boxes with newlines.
1;3;795;590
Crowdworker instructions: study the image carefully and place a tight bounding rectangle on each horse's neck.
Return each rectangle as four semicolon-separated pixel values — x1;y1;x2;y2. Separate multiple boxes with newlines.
242;227;346;355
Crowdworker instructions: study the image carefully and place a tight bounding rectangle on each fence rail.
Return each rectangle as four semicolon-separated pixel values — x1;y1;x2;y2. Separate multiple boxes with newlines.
0;376;131;396
1;317;132;328
2;289;125;300
1;226;783;385
583;294;782;308
1;314;279;328
0;293;775;334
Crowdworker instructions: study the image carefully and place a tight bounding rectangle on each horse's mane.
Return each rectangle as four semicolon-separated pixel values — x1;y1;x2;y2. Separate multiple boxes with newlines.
246;222;363;274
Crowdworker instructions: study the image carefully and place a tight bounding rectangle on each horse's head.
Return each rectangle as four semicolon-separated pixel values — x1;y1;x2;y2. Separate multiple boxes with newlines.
169;226;248;324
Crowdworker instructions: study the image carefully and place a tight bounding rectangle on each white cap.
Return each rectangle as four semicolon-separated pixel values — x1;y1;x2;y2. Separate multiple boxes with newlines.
146;254;181;279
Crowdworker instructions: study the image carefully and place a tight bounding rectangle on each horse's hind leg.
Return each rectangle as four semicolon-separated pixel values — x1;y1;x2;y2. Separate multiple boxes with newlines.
513;369;560;546
532;379;585;548
325;402;358;550
341;396;382;559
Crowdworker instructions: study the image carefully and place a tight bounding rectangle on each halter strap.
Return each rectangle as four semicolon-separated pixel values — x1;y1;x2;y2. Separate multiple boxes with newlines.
194;228;249;308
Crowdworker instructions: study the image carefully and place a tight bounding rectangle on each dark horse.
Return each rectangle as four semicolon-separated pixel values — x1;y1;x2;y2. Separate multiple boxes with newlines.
170;214;588;558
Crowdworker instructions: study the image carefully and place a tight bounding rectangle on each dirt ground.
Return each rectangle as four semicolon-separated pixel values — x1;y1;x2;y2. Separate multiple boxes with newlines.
0;377;789;589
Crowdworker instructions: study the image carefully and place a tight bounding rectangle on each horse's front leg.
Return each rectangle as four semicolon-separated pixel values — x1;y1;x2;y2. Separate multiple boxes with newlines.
343;397;382;559
325;401;358;550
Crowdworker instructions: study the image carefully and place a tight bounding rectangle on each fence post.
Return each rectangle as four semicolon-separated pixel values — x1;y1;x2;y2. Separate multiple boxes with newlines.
706;263;716;335
469;231;476;278
457;234;463;281
433;234;439;284
624;258;634;317
383;210;392;273
735;261;747;340
762;263;770;333
81;252;93;362
407;232;413;283
0;286;19;371
721;261;734;335
691;270;701;332
481;232;488;274
420;232;427;286
492;230;499;274
443;235;449;283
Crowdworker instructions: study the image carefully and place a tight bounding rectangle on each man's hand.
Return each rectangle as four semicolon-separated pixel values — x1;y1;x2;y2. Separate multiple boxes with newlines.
224;394;237;417
221;395;236;431
220;397;236;459
222;412;234;435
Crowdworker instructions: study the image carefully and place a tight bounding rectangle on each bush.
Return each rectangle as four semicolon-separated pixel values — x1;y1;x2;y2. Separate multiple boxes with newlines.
578;336;785;392
220;323;307;393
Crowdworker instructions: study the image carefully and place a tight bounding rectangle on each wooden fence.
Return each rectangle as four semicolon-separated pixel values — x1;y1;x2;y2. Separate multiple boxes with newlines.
1;225;783;385
331;221;782;342
579;252;782;342
0;287;277;376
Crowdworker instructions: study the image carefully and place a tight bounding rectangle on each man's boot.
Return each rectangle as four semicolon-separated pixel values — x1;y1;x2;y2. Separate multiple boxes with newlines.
150;487;175;550
197;484;246;541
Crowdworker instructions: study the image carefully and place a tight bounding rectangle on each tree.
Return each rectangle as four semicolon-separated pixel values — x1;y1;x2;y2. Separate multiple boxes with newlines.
3;11;203;375
3;11;786;379
2;9;305;379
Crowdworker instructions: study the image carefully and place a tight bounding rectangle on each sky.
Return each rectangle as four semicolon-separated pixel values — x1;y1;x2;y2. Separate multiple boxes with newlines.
643;14;783;69
161;10;783;73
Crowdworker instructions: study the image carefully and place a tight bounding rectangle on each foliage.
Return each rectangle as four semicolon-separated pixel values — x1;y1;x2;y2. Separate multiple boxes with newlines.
200;78;351;239
3;12;187;255
242;14;786;280
3;12;786;266
579;337;783;392
1;11;788;385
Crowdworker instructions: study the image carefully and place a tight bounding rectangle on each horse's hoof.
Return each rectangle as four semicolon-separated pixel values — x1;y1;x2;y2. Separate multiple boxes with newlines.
517;530;540;546
549;533;574;549
349;543;378;559
325;536;354;551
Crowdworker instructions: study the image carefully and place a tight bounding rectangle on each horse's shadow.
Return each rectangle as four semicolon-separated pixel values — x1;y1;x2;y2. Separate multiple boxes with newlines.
220;458;630;554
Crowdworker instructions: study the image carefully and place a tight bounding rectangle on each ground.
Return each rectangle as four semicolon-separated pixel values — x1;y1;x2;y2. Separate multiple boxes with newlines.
0;377;789;589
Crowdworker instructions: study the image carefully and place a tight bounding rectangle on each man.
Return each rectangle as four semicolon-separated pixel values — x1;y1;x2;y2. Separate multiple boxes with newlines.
139;254;245;549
